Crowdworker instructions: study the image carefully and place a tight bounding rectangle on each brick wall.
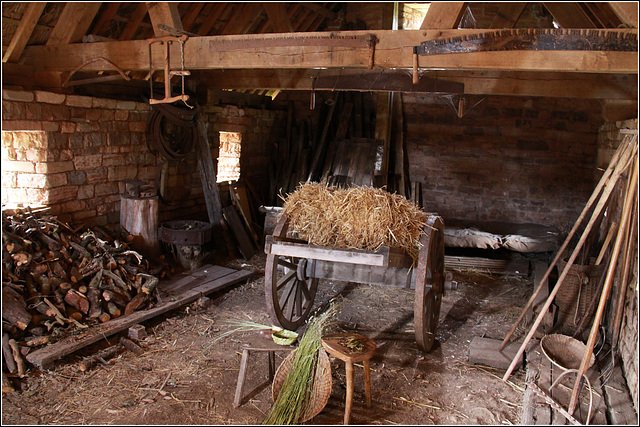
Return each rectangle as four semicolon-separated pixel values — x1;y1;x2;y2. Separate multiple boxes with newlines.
402;94;604;232
2;89;286;228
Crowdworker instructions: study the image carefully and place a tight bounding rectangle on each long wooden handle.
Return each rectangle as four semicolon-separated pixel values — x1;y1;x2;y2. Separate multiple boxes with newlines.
568;149;637;415
499;139;633;351
412;51;419;84
502;139;637;382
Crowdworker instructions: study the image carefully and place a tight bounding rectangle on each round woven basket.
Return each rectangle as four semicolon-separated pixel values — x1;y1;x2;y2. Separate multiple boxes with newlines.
272;329;299;346
541;334;595;371
272;347;332;422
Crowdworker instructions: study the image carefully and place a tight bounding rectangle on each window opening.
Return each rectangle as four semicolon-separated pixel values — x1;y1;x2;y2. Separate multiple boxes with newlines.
217;131;241;182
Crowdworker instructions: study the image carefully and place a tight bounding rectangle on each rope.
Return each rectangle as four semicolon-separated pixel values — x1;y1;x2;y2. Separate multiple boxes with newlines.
146;103;198;161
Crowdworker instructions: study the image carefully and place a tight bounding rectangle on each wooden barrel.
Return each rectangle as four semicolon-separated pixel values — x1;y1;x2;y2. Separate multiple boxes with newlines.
120;195;160;258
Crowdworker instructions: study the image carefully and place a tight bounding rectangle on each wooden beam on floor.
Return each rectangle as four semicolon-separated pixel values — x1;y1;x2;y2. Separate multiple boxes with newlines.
25;266;252;370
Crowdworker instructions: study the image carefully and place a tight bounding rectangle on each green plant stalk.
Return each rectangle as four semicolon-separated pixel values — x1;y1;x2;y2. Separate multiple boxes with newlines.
263;302;340;424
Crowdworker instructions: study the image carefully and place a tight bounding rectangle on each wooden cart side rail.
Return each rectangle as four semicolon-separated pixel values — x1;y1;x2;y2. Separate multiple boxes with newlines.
265;235;413;268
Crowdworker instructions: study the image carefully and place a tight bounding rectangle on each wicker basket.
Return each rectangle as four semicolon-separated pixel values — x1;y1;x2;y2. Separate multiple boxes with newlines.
272;347;332;422
541;334;595;371
272;329;299;346
555;260;605;330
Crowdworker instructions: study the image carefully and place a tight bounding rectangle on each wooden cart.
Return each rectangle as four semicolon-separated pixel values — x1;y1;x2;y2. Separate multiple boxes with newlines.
263;213;445;352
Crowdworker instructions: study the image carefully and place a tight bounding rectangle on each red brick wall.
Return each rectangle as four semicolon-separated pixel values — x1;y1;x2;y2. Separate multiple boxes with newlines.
402;94;604;232
2;89;285;228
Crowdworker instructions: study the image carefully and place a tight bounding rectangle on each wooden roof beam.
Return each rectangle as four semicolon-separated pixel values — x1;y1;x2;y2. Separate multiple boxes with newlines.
609;2;638;28
543;2;598;28
2;2;46;63
119;3;148;41
489;3;527;28
300;3;337;20
91;2;121;36
420;2;467;29
146;2;184;37
21;29;639;74
182;3;205;32
191;69;637;100
262;3;293;33
46;3;102;46
197;3;227;36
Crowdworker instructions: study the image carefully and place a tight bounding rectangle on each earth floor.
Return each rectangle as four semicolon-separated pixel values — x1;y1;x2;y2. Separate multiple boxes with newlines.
2;251;538;425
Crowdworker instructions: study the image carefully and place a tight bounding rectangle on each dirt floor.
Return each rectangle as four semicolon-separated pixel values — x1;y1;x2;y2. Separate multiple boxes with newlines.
2;251;538;425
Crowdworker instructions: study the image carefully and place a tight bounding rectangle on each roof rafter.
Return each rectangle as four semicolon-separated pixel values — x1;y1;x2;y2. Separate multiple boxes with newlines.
2;2;46;63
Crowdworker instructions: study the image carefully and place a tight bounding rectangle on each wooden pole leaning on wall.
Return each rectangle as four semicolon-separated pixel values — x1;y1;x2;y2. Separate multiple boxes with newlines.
568;143;638;415
502;137;637;382
499;136;635;352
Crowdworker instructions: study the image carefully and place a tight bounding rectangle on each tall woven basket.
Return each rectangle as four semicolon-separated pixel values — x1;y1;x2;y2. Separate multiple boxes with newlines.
555;259;605;333
272;347;332;423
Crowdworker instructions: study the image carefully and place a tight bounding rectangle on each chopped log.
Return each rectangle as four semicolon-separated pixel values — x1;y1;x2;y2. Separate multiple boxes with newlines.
124;292;148;316
11;252;32;267
103;269;131;292
120;337;144;356
138;273;158;294
106;302;121;318
2;371;15;393
2;286;32;330
102;289;129;307
2;334;18;374
99;313;111;323
33;230;61;251
67;308;84;322
64;289;90;314
22;336;51;347
77;344;121;372
8;339;27;378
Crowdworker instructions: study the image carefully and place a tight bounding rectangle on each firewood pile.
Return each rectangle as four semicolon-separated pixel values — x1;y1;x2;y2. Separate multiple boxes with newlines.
2;208;167;377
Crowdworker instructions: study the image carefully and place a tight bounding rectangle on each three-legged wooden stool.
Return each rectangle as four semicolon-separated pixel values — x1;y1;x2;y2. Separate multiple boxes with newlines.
233;331;294;407
321;333;376;425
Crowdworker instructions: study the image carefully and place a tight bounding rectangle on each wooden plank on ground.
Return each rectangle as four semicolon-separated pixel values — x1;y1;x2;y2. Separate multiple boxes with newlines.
26;267;252;369
445;255;529;275
603;360;638;424
522;341;551;424
223;205;256;259
468;336;523;370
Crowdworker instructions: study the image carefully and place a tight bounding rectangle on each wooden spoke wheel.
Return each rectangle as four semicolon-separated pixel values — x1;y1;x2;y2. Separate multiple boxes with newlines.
265;216;318;331
414;216;445;352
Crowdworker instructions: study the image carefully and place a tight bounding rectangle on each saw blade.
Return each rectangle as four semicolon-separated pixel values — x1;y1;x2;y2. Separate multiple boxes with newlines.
416;28;638;55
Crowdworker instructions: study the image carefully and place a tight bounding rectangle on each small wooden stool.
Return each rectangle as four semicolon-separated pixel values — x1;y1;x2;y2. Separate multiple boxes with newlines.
233;331;294;407
321;333;376;425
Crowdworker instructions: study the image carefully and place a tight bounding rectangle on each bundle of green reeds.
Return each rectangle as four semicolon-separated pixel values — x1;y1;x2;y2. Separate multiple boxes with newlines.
263;301;341;425
281;182;429;262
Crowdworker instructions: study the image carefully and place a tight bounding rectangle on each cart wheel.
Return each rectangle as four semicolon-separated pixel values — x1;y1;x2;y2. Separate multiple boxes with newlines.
414;216;445;352
265;254;318;330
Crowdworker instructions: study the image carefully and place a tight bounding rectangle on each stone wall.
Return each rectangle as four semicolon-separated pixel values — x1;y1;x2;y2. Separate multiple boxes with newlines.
402;94;604;232
2;89;285;229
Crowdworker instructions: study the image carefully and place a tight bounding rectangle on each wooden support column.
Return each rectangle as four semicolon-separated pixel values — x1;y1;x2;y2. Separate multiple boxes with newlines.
2;2;46;63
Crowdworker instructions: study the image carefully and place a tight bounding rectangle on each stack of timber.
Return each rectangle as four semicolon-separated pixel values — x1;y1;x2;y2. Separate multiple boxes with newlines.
2;208;167;376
